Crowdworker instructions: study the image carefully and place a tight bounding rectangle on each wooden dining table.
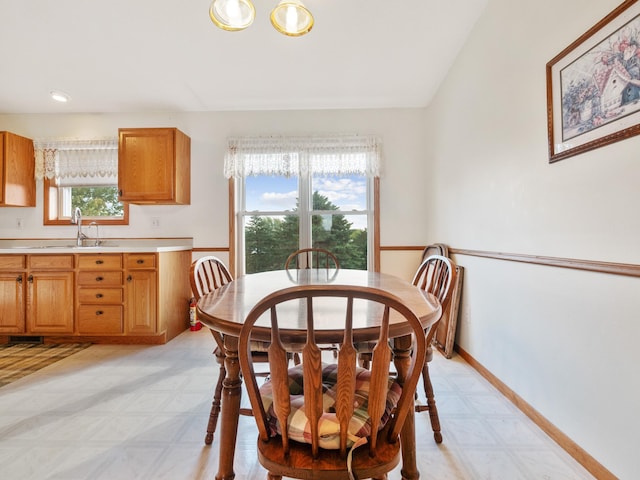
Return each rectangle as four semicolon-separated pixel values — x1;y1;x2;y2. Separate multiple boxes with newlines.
196;268;442;480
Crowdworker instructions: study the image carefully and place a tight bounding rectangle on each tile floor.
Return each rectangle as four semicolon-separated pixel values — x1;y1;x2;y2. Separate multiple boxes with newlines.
0;328;596;479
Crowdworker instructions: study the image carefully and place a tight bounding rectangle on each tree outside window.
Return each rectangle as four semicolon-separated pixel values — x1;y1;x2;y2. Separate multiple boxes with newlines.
245;191;367;273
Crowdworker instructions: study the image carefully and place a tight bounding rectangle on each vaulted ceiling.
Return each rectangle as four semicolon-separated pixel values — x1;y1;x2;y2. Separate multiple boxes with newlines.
0;0;487;114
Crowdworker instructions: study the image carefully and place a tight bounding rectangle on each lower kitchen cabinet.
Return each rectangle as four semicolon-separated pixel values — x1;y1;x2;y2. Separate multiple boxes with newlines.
24;255;75;335
0;269;25;333
125;267;157;334
27;270;75;334
77;305;123;334
77;254;124;335
0;249;190;344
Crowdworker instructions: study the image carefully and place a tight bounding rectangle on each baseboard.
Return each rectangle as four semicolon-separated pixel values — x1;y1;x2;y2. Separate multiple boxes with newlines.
455;345;616;480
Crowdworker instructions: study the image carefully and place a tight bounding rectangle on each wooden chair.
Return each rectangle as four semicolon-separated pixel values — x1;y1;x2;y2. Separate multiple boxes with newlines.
190;255;233;300
190;255;293;445
411;254;457;444
190;256;234;445
284;247;340;270
286;247;341;360
356;254;456;444
239;284;427;480
420;243;449;262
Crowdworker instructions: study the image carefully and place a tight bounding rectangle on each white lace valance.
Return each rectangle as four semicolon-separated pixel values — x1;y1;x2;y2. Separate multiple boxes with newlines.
223;134;382;178
34;138;118;186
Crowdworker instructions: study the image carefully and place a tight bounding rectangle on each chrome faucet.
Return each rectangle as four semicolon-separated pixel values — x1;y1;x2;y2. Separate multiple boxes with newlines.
71;207;87;246
88;221;101;247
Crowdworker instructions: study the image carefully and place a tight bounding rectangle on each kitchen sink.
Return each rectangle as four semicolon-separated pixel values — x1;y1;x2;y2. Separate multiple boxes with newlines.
9;243;118;249
10;245;76;249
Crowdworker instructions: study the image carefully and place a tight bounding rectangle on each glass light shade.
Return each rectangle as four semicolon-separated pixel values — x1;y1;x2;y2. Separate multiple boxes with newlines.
270;0;314;37
209;0;255;31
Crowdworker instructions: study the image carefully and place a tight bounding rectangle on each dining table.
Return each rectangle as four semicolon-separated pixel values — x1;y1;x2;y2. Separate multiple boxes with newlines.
196;268;442;480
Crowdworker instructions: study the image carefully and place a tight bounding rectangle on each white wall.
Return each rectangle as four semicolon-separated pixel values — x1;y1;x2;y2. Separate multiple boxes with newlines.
4;1;636;474
0;108;428;279
427;0;640;477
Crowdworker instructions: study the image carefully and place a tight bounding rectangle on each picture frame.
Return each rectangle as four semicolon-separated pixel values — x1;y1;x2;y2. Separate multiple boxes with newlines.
547;0;640;163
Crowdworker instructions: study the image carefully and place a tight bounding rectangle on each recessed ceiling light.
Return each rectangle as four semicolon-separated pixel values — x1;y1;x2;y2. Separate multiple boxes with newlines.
50;90;71;103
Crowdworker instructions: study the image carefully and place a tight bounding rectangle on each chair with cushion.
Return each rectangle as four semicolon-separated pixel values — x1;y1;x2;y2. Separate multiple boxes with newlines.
284;247;340;270
411;254;457;444
238;284;427;480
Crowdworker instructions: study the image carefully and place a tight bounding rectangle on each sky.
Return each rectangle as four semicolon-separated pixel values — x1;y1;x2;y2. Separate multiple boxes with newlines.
245;174;367;212
244;174;368;230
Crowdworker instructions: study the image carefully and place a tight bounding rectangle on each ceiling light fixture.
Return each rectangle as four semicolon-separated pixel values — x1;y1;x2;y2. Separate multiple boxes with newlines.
209;0;313;36
209;0;255;31
50;90;71;103
270;0;314;36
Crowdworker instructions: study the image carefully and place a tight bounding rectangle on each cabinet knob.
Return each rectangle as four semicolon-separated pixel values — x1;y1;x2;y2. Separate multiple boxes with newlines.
96;293;104;298
96;276;104;281
127;275;132;282
96;310;104;316
137;259;144;264
16;275;22;284
96;260;104;265
27;275;33;283
118;189;123;196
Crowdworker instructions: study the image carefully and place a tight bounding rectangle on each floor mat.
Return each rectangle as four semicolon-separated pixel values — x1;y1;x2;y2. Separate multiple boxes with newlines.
0;342;91;387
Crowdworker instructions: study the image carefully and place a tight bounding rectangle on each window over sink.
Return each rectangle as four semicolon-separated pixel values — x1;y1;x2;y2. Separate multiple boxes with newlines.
35;138;129;225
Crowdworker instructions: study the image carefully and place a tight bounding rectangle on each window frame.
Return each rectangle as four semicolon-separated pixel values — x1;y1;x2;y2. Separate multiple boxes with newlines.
43;177;129;226
229;176;380;276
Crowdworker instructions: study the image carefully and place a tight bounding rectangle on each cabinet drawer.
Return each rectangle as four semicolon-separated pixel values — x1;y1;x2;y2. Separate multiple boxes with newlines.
78;287;123;304
125;254;156;269
78;305;123;334
28;255;74;269
77;271;122;286
0;255;25;269
77;254;122;270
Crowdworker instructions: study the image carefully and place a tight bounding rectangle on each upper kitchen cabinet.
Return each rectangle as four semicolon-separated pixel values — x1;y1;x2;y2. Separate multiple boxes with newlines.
117;127;191;204
0;131;35;207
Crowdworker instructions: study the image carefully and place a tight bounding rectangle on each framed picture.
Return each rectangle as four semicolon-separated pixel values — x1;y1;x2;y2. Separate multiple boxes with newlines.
547;0;640;162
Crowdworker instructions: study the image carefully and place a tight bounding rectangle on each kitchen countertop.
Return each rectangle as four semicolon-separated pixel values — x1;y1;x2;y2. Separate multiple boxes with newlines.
0;238;193;254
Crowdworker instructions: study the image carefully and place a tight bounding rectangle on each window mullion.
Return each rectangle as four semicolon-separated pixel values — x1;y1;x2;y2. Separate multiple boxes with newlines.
60;187;72;218
236;178;246;275
299;168;311;249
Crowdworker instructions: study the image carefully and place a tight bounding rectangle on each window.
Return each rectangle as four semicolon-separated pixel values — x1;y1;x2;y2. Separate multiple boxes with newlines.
35;139;129;225
43;179;128;225
226;135;381;275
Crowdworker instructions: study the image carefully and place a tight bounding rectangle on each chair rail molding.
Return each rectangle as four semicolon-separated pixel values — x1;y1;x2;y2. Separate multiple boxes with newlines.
449;247;640;278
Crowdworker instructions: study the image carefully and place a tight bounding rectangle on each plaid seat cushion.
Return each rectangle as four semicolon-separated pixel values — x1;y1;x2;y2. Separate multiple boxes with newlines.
259;363;402;450
249;340;271;352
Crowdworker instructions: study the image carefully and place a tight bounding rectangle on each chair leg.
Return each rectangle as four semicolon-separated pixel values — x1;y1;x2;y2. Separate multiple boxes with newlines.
205;348;226;445
421;361;442;443
267;474;282;480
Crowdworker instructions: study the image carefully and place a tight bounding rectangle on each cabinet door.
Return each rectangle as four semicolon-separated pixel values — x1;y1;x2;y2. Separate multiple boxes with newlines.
118;128;173;203
0;132;3;202
27;271;74;333
125;270;157;334
0;131;36;206
0;272;25;333
118;128;190;204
